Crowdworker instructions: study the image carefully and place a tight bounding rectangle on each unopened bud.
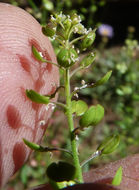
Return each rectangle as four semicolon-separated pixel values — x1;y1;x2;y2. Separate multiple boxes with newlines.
71;13;81;25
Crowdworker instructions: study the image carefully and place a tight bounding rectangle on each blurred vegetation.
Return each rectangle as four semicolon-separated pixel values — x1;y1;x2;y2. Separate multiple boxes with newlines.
1;0;139;189
3;0;105;26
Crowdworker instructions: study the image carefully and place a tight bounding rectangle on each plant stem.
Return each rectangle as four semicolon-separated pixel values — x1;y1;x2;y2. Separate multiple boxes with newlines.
64;69;83;183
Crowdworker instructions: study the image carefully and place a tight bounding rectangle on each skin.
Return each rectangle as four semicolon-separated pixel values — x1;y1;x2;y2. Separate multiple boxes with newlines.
0;3;59;187
0;3;139;190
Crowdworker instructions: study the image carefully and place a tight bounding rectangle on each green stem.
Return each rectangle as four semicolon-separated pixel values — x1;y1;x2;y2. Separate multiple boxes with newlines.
70;66;83;79
70;35;86;45
64;69;83;183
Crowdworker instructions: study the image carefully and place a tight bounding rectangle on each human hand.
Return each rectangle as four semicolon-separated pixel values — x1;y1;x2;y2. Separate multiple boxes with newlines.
0;3;59;187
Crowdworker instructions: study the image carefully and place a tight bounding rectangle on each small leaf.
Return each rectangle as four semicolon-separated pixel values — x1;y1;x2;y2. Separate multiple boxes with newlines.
32;45;46;62
46;161;76;182
93;70;112;87
112;166;123;186
71;100;88;116
97;134;120;154
23;138;44;152
26;89;50;104
79;104;104;128
80;52;96;68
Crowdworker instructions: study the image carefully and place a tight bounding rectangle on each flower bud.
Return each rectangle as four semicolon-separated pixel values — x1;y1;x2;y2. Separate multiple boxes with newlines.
73;23;85;34
81;29;96;50
63;18;72;31
57;48;78;68
70;13;81;25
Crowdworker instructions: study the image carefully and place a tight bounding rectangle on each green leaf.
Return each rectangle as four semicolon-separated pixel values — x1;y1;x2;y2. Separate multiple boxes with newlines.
26;89;50;104
93;70;112;87
71;100;88;116
46;161;76;182
112;166;123;186
79;104;104;128
23;138;44;152
80;52;96;68
32;45;46;62
97;134;120;154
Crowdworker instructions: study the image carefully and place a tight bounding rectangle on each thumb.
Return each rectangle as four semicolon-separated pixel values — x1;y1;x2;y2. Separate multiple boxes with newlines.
0;3;59;187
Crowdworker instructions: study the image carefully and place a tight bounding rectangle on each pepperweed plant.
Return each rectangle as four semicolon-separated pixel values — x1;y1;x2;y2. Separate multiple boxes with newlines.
23;12;120;189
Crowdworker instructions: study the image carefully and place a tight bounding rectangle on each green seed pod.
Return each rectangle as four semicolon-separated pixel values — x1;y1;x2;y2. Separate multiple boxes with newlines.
26;89;50;104
81;29;96;50
42;23;56;37
57;48;78;68
80;52;96;68
79;104;104;128
23;138;44;152
97;134;120;154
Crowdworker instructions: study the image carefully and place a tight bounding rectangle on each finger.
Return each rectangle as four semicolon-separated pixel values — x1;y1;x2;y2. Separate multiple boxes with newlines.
84;154;139;190
0;3;59;187
30;154;139;190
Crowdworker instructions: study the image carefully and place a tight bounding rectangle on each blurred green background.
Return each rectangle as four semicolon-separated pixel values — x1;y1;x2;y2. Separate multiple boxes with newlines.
1;0;139;189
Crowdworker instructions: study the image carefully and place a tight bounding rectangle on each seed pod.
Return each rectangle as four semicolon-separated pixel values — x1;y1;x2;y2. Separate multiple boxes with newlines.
81;29;96;50
26;89;50;104
57;48;78;68
79;104;104;128
71;100;88;116
80;52;96;68
42;22;56;37
97;134;120;154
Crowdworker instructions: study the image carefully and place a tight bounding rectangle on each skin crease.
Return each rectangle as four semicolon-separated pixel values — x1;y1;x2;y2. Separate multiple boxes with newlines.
0;3;139;190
